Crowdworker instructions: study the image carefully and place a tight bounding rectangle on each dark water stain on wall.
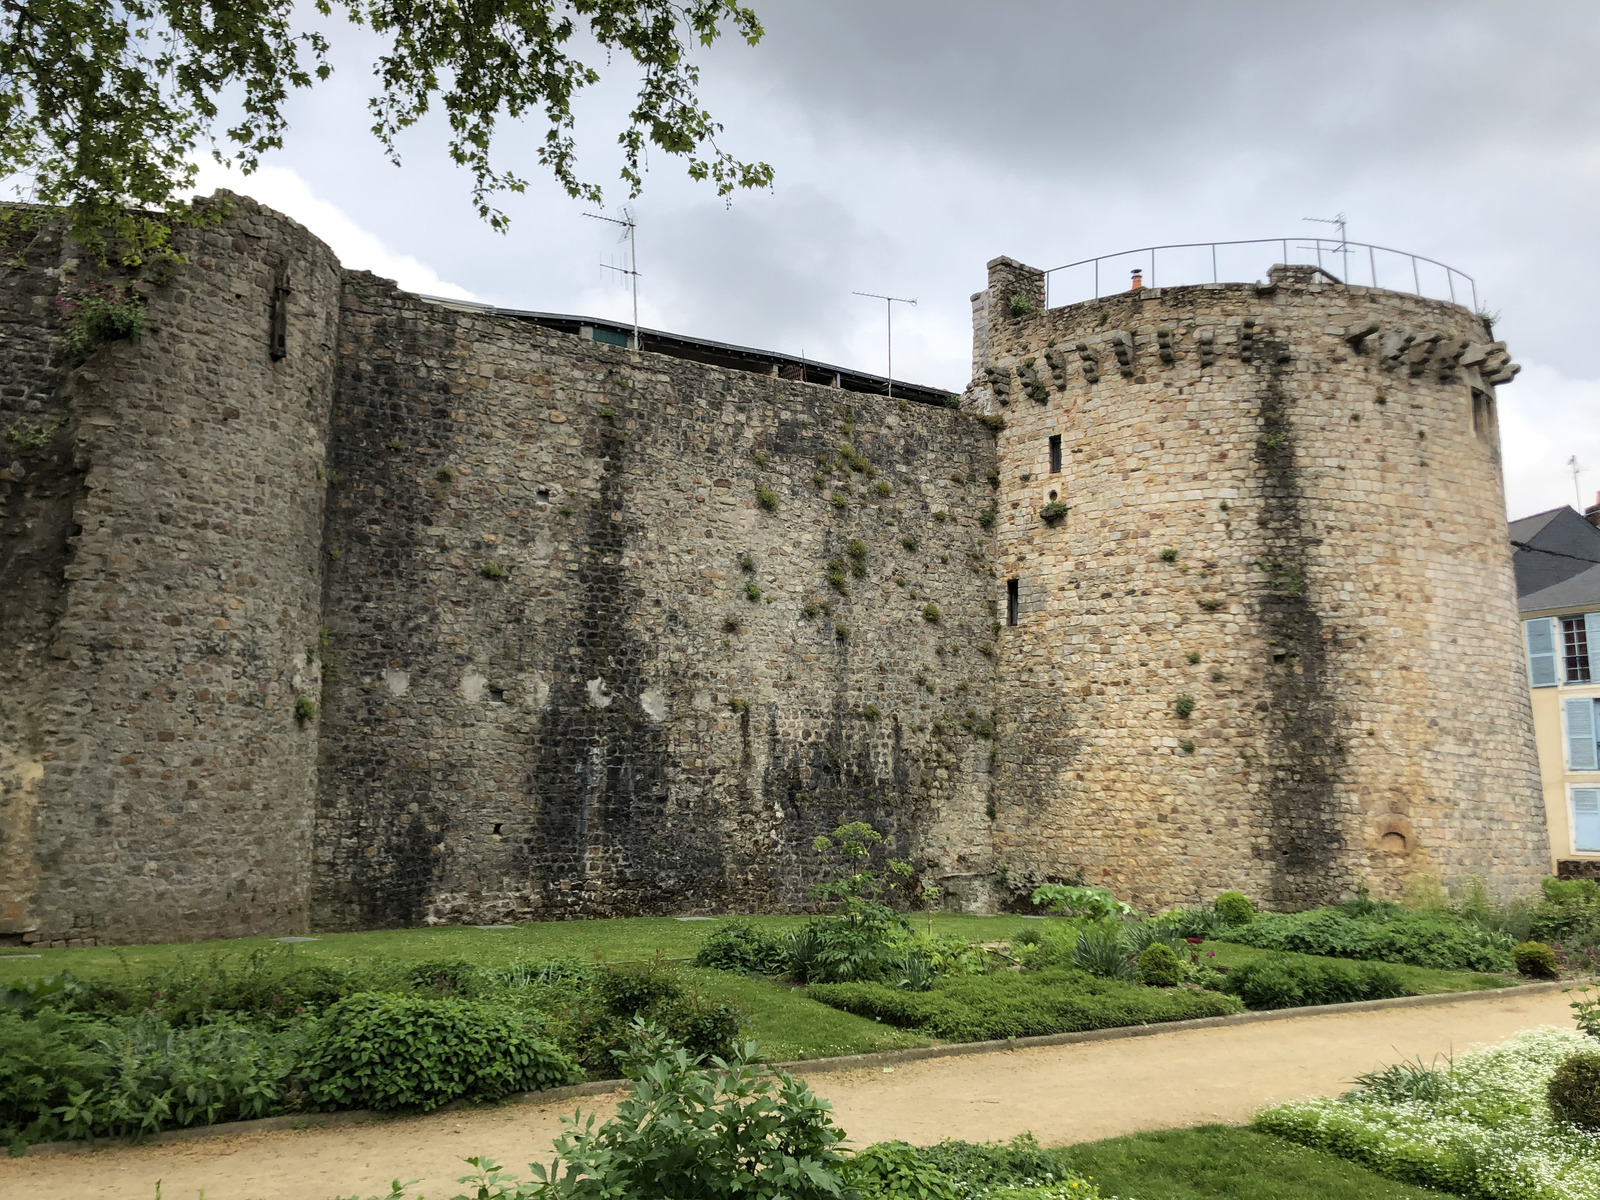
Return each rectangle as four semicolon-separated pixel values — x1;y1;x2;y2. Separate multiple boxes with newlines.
1250;332;1349;907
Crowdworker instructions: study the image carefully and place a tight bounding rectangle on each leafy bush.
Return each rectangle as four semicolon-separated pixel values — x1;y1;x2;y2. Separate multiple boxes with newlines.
1030;885;1136;920
1513;940;1559;979
1217;907;1513;972
1548;1050;1600;1131
1070;923;1135;979
790;821;919;984
694;919;790;975
913;1133;1082;1194
565;961;744;1074
1530;876;1600;947
1;1009;303;1149
1220;953;1406;1010
1136;943;1182;987
301;993;579;1111
1214;891;1255;926
842;1141;960;1199
808;966;1241;1042
527;1032;848;1199
55;947;385;1024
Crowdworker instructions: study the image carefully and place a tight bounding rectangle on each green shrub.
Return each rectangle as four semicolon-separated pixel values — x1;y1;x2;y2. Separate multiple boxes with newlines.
527;1034;847;1199
1548;1049;1600;1130
0;1009;107;1147
1220;953;1406;1010
1530;876;1600;947
1136;942;1182;987
808;967;1241;1042
755;484;779;512
1030;885;1135;920
1513;940;1559;979
914;1133;1077;1193
694;919;790;975
1217;907;1513;972
843;1141;960;1199
1;1009;303;1149
568;961;744;1074
1214;891;1255;926
301;992;579;1111
63;947;384;1025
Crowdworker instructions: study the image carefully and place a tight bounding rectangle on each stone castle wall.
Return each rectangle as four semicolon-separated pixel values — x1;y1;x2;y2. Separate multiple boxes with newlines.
974;258;1548;908
313;274;1000;930
0;196;1549;945
1;197;341;946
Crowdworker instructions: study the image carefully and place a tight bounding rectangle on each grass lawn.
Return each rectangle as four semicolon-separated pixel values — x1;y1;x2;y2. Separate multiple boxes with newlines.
0;916;1515;1065
0;913;1044;980
1055;1125;1464;1200
1198;940;1516;995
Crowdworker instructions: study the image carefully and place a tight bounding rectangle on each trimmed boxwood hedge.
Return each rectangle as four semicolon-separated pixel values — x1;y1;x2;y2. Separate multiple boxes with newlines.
806;968;1242;1041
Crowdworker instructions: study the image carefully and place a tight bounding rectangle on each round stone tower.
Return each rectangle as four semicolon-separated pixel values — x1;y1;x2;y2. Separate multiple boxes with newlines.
973;255;1548;909
0;194;342;946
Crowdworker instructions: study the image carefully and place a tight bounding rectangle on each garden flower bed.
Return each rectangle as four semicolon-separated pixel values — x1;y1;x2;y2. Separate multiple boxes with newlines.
1256;1027;1600;1200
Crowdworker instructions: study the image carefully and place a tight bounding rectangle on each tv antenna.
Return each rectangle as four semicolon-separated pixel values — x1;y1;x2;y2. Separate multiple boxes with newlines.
1571;455;1587;506
852;291;917;399
1302;213;1351;281
586;207;639;349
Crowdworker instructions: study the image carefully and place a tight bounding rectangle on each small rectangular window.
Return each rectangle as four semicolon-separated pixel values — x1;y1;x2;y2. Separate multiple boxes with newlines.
1527;618;1559;687
1567;698;1600;771
1575;788;1600;853
1565;617;1594;682
1048;435;1062;474
1006;578;1019;627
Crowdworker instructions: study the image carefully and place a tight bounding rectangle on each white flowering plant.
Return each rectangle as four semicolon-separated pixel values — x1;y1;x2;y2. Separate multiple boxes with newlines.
1254;1026;1600;1199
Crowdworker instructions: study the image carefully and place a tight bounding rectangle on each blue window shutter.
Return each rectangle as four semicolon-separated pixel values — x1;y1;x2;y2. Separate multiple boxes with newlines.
1526;618;1558;687
1568;698;1600;771
1575;789;1600;853
1587;613;1600;674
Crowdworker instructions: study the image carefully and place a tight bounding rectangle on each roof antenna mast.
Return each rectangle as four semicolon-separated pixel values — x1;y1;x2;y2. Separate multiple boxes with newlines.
586;207;639;349
1303;213;1351;281
1571;455;1586;506
852;291;917;399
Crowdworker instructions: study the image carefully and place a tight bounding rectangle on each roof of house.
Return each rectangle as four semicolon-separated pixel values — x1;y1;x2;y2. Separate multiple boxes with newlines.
1511;505;1600;613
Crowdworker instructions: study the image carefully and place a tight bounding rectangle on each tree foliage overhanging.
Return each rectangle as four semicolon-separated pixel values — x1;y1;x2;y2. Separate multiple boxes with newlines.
0;0;773;259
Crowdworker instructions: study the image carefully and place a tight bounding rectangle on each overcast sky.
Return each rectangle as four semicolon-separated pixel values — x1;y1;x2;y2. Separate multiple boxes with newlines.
184;1;1596;519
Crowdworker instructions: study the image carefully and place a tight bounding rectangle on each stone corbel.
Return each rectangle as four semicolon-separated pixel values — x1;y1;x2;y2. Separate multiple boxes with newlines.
1157;325;1176;365
1075;342;1101;384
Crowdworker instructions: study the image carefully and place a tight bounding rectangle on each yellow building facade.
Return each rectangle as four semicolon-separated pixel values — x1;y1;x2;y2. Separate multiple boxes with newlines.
1514;504;1600;873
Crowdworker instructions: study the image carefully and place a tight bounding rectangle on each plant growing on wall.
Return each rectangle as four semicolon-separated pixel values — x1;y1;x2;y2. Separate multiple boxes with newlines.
55;284;147;364
1040;500;1069;523
755;484;779;512
1174;694;1196;719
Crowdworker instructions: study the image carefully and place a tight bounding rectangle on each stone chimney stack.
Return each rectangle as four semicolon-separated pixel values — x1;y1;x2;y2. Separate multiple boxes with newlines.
1585;491;1600;528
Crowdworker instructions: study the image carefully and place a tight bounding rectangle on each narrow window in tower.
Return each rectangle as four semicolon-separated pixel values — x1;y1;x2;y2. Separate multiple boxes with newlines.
1471;389;1494;441
1006;578;1020;626
1049;435;1062;474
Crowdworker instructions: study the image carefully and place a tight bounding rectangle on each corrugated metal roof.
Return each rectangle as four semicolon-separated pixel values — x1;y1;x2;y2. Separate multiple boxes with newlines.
415;295;961;408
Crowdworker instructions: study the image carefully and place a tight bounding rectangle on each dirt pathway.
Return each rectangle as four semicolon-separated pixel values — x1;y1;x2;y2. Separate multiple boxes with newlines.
0;989;1573;1200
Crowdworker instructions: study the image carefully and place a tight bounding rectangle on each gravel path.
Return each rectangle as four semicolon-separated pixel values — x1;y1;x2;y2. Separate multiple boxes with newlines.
0;987;1573;1200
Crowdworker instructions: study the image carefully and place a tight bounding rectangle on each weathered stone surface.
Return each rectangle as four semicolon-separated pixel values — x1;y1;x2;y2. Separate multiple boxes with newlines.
976;261;1548;909
0;201;1550;945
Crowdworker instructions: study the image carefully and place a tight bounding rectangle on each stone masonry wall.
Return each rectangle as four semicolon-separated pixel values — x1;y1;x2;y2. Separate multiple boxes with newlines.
312;277;1001;930
974;260;1549;909
0;196;341;945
